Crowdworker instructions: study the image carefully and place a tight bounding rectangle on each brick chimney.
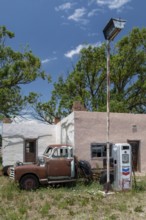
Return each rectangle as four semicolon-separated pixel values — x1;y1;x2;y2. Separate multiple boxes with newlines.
54;117;61;124
2;118;12;123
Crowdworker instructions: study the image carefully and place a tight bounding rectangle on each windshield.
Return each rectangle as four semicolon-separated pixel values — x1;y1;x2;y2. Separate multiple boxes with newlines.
44;147;53;157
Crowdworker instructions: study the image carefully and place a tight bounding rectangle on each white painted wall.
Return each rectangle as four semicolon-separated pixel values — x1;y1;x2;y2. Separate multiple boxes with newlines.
55;121;61;144
2;120;56;167
2;137;24;167
60;112;75;146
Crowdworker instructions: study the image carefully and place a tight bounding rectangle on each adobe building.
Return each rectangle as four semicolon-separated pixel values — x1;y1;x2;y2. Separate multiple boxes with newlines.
2;110;146;174
56;111;146;173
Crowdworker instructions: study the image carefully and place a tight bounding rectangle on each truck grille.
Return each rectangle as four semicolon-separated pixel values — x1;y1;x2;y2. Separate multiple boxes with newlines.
9;167;15;179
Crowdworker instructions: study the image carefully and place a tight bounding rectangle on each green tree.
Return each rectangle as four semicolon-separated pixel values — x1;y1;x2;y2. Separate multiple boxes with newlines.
30;96;57;124
32;45;107;122
0;26;45;118
110;27;146;113
54;44;106;114
34;27;146;122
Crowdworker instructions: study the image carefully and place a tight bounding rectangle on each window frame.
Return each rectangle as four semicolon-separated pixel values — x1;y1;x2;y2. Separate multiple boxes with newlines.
91;143;112;159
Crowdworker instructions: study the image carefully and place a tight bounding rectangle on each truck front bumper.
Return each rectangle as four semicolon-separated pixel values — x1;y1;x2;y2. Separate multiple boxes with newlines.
9;167;15;180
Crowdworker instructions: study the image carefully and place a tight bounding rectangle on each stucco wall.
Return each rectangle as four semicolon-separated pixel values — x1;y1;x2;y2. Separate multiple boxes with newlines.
2;121;56;167
60;112;75;147
73;111;146;172
2;112;146;173
2;137;24;167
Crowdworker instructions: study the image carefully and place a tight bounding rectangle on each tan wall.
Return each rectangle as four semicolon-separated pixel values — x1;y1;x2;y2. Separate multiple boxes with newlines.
73;111;146;172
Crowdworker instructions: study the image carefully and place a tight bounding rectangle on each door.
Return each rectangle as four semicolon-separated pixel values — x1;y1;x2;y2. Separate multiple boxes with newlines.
127;140;140;172
46;147;73;179
24;139;37;163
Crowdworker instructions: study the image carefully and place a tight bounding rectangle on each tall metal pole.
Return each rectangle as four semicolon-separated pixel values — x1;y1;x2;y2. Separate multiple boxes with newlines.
106;40;110;185
103;18;126;192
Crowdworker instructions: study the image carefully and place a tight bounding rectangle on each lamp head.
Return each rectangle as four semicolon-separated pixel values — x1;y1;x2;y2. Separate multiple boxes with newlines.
103;18;126;41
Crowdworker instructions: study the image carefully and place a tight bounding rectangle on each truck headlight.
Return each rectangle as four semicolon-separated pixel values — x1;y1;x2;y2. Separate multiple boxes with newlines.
37;156;45;166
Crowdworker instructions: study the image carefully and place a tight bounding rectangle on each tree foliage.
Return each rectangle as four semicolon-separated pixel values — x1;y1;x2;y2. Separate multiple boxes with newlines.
33;45;107;122
34;27;146;122
110;27;146;113
0;26;45;118
54;44;107;113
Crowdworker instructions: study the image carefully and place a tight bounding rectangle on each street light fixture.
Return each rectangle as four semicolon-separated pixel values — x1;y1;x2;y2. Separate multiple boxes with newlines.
103;18;126;192
103;18;126;41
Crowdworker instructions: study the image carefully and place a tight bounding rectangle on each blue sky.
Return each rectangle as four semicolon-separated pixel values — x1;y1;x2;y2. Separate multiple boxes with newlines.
0;0;146;102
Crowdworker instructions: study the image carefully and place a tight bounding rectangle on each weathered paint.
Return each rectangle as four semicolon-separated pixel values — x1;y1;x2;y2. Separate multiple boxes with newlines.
2;111;146;173
2;121;56;167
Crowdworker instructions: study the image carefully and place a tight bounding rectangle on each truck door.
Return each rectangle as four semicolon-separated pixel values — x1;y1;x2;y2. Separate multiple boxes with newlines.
47;147;74;179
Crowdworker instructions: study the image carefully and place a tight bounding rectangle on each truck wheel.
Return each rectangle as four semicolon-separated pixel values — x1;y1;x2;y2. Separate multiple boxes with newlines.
20;174;39;190
2;166;11;176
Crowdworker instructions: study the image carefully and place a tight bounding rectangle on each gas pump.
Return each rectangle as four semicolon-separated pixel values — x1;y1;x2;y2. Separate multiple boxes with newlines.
112;143;132;191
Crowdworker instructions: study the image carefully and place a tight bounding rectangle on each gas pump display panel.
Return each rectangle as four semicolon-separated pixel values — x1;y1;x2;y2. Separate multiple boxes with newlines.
122;153;129;163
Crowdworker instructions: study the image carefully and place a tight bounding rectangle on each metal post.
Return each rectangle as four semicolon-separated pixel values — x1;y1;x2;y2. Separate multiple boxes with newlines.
103;18;126;192
106;40;110;185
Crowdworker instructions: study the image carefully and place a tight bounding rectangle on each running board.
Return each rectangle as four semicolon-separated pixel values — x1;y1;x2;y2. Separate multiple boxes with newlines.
47;179;76;184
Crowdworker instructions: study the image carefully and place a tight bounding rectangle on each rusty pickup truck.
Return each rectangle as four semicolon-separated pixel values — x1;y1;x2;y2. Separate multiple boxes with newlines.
9;144;92;190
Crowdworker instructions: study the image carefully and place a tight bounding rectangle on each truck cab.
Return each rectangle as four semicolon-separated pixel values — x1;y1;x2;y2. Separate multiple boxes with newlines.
42;145;76;179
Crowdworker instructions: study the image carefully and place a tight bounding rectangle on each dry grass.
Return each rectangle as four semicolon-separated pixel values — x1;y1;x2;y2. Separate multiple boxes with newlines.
0;174;146;220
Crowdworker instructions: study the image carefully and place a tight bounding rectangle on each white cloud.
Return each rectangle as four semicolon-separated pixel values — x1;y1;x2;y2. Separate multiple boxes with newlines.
88;9;99;17
55;3;74;11
65;44;85;58
41;57;57;64
96;0;131;9
65;42;101;59
68;8;86;22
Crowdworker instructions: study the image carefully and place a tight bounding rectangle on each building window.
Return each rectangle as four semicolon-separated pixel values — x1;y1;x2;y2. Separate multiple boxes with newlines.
91;143;112;158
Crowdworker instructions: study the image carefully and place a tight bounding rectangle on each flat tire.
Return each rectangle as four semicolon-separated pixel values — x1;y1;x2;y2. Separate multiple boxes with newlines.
20;174;39;190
